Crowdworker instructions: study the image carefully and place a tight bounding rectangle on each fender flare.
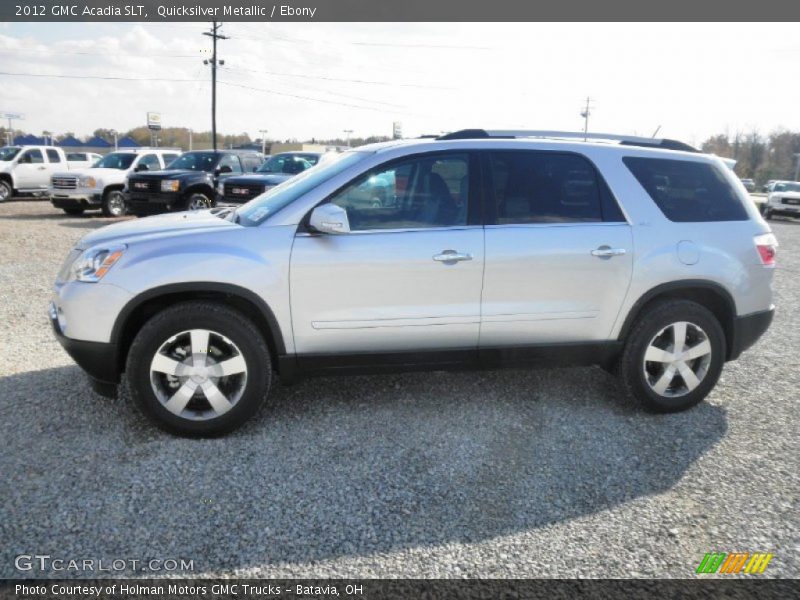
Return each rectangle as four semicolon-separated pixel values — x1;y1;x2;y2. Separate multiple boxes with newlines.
111;282;287;356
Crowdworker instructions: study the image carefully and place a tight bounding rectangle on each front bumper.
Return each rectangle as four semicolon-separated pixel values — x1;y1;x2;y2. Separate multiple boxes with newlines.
51;192;102;208
126;191;179;214
50;302;119;398
729;307;774;360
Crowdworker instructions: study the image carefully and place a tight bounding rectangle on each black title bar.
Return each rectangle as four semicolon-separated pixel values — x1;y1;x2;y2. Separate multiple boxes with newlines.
3;0;800;22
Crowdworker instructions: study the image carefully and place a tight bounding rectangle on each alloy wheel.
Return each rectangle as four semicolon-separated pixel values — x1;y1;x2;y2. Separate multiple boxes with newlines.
643;321;712;398
149;329;248;421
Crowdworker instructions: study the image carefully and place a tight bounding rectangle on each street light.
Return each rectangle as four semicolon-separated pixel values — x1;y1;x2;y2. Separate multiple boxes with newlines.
110;129;118;150
259;129;268;155
343;129;353;148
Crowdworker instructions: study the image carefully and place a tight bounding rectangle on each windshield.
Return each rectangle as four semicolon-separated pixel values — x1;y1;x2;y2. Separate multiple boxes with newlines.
0;146;21;161
93;153;136;170
257;154;317;174
236;151;370;226
166;152;219;172
775;182;800;193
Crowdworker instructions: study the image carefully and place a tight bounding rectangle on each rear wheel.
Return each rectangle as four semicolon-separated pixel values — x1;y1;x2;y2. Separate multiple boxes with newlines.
126;302;272;436
0;180;11;202
102;189;127;217
618;299;725;412
186;193;214;211
62;207;85;215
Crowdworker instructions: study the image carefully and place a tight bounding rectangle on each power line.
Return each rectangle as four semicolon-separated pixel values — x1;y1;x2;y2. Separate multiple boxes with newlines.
0;71;204;83
225;64;451;90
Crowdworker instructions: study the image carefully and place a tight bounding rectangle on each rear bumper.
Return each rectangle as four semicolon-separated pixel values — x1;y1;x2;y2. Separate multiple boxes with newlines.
729;307;774;360
50;303;119;398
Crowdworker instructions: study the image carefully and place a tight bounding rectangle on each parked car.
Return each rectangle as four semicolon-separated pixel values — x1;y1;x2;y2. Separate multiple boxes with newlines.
0;145;70;201
740;178;756;192
50;149;181;216
217;152;321;205
66;152;103;169
51;129;776;436
125;150;263;216
763;181;800;220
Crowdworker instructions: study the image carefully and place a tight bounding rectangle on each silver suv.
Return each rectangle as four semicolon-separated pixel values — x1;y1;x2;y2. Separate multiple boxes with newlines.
50;130;777;436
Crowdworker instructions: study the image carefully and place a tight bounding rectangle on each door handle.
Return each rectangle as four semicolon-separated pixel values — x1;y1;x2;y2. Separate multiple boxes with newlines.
37;166;46;170
591;245;627;258
433;250;473;263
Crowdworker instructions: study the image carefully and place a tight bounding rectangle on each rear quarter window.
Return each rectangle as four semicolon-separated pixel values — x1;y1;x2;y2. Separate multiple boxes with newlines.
623;157;748;222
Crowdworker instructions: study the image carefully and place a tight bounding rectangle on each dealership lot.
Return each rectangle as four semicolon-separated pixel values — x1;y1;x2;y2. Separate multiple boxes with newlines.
0;199;797;578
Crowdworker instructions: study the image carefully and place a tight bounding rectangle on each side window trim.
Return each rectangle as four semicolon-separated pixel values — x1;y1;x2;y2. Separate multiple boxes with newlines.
481;149;628;226
300;150;481;233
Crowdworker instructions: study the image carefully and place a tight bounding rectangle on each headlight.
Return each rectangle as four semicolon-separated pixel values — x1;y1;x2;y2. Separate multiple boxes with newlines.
161;180;180;193
263;184;274;193
71;244;127;282
78;176;97;188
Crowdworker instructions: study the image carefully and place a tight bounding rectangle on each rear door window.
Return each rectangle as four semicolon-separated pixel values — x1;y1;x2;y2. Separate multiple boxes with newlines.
486;151;623;224
623;157;748;222
46;149;62;163
137;154;161;170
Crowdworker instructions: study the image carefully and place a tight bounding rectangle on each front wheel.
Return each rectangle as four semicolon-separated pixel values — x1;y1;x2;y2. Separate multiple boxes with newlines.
0;180;12;202
617;299;725;413
102;189;127;217
126;302;272;436
186;193;214;211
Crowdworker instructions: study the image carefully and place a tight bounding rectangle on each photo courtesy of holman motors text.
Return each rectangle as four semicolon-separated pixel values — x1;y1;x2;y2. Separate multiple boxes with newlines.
0;0;798;597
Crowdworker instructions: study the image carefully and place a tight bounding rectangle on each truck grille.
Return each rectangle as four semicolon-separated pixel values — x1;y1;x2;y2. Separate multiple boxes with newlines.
52;176;78;190
224;183;264;202
129;178;160;193
781;197;800;205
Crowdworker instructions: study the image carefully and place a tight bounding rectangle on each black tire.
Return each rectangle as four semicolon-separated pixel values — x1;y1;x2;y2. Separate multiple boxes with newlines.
62;207;85;215
101;189;127;217
617;299;725;413
0;180;12;202
126;301;272;436
185;192;214;211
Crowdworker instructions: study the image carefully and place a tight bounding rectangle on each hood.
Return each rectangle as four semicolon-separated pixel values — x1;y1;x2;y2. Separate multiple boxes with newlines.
78;210;237;249
226;173;293;186
775;191;800;198
52;167;125;179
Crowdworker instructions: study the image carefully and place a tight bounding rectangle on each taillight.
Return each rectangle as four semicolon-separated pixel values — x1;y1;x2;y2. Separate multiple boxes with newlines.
754;233;778;266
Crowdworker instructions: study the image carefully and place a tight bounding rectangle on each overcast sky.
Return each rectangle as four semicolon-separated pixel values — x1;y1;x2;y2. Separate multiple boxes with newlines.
0;22;798;144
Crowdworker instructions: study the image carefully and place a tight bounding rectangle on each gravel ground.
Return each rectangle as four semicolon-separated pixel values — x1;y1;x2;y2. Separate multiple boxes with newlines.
0;199;797;579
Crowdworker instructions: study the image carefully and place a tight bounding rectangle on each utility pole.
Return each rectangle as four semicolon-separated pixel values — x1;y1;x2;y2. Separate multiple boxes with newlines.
110;129;118;150
343;129;353;148
188;129;193;151
203;21;227;153
259;129;269;155
794;153;800;181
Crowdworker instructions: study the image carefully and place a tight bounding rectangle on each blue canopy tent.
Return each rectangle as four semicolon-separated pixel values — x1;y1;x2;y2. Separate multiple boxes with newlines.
13;134;45;145
56;136;83;148
117;136;140;148
83;136;113;149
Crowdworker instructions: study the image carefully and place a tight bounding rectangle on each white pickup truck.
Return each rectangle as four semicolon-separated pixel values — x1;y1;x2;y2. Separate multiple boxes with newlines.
50;148;180;216
0;145;72;202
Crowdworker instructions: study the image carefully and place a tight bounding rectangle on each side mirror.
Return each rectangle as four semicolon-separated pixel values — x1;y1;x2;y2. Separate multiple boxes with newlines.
135;163;148;172
217;165;233;176
309;204;350;235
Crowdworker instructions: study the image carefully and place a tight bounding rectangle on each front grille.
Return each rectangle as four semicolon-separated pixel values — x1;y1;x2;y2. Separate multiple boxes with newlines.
52;176;77;190
129;178;160;193
781;197;800;205
224;183;264;202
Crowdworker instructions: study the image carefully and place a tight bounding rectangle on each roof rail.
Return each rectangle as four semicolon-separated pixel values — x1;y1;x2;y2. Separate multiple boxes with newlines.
436;129;699;153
